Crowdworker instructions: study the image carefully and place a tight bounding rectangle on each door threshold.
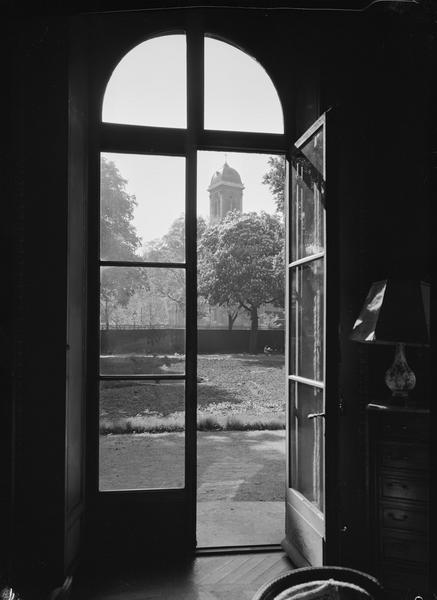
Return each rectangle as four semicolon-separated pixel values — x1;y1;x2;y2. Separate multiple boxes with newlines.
196;544;283;556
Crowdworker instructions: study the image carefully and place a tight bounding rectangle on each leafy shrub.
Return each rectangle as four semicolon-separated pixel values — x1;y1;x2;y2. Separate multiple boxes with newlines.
100;413;284;435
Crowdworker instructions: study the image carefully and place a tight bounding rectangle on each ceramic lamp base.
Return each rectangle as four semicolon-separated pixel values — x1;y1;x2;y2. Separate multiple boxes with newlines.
385;342;416;403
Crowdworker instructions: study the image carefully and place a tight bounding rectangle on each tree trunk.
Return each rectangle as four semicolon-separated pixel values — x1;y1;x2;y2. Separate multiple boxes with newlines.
105;298;109;330
249;306;259;354
227;311;238;330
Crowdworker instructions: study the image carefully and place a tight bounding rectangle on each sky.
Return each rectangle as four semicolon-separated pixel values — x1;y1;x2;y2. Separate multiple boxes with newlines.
101;35;284;250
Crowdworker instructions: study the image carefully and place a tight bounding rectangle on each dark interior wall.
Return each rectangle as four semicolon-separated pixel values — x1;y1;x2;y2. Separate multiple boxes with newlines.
318;4;433;571
7;15;71;597
1;16;14;583
432;12;437;586
4;1;433;592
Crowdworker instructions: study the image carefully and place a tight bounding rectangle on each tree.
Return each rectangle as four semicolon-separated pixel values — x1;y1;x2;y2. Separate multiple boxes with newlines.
143;213;207;263
198;210;284;353
100;156;147;328
100;156;142;260
100;267;148;329
143;214;184;264
262;155;286;214
223;302;241;331
142;215;207;323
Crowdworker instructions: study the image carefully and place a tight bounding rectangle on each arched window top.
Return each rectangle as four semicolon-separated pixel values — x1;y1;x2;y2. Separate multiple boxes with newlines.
102;34;284;134
102;34;187;129
204;37;284;134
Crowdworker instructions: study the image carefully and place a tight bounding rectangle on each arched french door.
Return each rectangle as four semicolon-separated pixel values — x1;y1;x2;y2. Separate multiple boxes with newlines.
89;22;335;559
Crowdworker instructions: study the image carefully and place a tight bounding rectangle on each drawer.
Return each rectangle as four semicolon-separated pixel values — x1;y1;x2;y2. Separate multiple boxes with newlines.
382;533;428;563
379;443;429;471
381;476;428;503
382;565;429;596
378;414;429;442
382;506;428;533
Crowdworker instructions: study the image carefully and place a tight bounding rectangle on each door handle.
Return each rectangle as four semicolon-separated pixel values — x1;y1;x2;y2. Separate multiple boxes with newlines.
307;412;325;419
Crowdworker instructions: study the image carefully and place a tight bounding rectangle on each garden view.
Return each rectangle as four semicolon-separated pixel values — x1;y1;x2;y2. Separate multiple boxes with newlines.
99;149;286;546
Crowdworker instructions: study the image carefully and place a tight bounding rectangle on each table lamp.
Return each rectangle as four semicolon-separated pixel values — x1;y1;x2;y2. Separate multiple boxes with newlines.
350;279;430;405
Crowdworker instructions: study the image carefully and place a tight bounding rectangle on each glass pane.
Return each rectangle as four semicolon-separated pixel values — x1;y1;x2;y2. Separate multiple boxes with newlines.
100;267;185;375
290;260;324;382
289;266;297;375
301;126;324;174
291;126;325;261
102;34;186;128
99;381;185;490
289;382;324;512
204;37;283;134
100;153;185;263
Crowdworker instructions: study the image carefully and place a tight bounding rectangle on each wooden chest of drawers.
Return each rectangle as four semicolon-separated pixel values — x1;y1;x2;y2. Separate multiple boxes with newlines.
366;403;430;599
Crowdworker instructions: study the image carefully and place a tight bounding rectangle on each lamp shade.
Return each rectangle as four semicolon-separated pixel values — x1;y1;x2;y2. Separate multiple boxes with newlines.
350;280;430;346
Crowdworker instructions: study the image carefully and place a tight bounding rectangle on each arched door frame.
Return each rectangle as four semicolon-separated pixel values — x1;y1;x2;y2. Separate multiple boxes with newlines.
86;12;292;555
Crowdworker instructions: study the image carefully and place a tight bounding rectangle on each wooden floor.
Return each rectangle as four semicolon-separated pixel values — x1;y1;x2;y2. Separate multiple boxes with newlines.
71;551;294;600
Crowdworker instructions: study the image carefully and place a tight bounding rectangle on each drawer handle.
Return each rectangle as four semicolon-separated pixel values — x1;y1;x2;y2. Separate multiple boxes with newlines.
384;424;408;431
387;482;408;490
387;512;408;521
385;454;409;461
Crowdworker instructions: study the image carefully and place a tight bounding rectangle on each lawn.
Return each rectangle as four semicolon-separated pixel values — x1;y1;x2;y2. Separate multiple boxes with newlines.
100;353;285;432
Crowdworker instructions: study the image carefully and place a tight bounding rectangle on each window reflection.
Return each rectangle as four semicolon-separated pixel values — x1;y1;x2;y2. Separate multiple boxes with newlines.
291;127;325;261
290;260;324;382
289;383;324;512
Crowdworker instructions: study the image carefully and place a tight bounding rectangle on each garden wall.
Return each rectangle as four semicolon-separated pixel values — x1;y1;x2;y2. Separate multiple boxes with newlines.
100;328;284;355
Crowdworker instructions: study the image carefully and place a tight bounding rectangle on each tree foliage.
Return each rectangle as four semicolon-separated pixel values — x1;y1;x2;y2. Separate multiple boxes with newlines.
142;214;207;316
100;157;147;328
100;156;142;260
143;214;185;264
142;214;207;262
262;155;286;214
198;210;284;352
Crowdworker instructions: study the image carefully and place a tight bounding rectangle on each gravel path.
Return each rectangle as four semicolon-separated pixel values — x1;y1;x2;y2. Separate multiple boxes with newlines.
99;430;286;498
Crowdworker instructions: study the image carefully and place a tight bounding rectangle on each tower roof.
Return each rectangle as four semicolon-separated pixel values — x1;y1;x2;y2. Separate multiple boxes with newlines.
208;161;245;191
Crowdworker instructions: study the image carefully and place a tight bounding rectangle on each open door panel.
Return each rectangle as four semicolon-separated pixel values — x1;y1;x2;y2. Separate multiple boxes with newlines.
283;112;338;567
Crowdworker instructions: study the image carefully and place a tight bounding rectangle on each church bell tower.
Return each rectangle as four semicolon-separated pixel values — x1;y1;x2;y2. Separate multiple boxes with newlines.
208;161;244;224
